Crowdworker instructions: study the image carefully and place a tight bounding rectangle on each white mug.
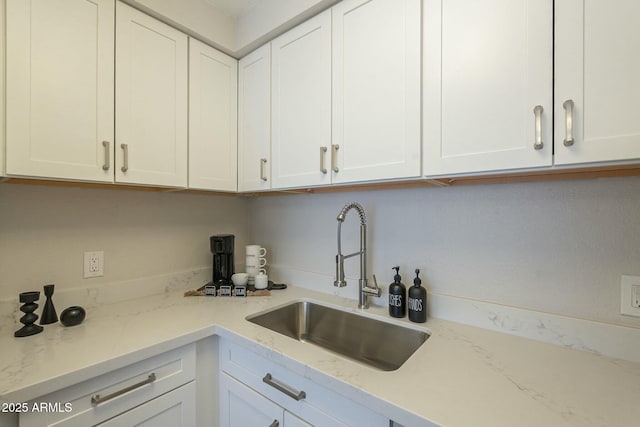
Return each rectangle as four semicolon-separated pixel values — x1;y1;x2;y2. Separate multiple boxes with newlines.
246;255;267;268
246;245;267;257
254;273;268;290
247;266;266;277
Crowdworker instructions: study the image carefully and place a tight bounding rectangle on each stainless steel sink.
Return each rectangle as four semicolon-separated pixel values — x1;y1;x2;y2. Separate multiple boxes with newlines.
246;300;430;371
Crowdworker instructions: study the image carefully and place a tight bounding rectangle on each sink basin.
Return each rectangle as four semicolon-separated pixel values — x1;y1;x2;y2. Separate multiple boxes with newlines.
246;300;429;371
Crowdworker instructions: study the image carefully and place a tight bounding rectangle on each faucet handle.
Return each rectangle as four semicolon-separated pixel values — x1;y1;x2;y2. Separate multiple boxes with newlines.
363;274;382;297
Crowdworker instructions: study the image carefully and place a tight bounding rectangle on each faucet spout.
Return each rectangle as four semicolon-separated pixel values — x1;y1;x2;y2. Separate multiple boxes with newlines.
334;203;380;309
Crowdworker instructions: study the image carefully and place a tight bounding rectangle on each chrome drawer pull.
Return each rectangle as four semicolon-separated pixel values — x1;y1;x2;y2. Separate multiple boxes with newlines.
102;141;110;171
260;158;268;181
262;373;306;401
91;373;156;405
563;99;575;147
533;105;544;150
331;144;339;172
120;143;129;172
320;146;328;174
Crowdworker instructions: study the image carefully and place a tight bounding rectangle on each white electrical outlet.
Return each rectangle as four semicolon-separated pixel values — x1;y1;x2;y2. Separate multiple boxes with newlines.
84;251;104;278
633;285;640;309
620;275;640;317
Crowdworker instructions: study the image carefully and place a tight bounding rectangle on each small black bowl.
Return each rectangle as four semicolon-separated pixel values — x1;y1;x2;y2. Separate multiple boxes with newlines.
60;306;86;327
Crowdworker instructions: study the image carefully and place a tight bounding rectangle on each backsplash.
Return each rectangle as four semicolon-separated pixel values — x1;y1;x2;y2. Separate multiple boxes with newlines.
248;176;640;330
0;183;248;300
3;176;640;362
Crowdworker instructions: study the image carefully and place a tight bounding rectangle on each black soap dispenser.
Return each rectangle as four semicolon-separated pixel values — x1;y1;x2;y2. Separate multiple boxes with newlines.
388;266;406;318
408;269;427;323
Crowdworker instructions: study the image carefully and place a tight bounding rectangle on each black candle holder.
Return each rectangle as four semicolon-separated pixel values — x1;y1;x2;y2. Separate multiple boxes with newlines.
40;284;58;325
14;291;44;338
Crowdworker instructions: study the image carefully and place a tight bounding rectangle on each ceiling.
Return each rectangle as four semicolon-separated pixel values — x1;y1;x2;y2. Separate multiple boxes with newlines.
126;0;338;57
203;0;264;19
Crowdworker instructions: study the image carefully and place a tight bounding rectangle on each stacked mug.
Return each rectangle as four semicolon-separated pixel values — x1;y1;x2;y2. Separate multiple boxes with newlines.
246;245;268;289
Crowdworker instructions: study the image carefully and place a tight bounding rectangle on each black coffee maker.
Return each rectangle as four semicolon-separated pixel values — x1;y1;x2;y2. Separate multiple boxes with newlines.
210;235;235;287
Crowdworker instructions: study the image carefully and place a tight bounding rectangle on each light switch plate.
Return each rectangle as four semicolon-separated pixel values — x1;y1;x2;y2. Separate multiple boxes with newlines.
620;275;640;317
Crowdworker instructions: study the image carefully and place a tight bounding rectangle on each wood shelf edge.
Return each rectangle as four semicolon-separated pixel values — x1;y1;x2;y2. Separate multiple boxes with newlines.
3;164;640;196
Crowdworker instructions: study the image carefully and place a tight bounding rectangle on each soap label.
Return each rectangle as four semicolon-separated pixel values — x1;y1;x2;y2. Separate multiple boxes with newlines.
408;297;423;312
389;294;403;307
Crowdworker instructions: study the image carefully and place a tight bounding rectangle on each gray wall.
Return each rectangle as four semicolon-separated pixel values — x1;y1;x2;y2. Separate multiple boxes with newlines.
248;176;640;328
0;183;248;299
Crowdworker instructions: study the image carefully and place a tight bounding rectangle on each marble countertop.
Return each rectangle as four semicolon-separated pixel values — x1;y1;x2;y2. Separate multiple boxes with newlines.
1;286;639;427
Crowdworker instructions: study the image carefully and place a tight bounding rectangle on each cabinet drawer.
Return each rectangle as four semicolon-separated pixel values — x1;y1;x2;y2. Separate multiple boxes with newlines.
220;339;387;427
20;344;196;427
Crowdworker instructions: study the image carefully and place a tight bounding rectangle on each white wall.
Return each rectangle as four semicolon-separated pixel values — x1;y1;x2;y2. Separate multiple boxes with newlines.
235;0;339;57
122;0;339;57
0;183;248;300
122;0;237;55
248;176;640;329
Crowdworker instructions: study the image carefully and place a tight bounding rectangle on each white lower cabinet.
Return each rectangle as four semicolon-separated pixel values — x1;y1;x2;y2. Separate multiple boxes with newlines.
19;344;196;427
96;383;195;427
219;339;389;427
220;373;311;427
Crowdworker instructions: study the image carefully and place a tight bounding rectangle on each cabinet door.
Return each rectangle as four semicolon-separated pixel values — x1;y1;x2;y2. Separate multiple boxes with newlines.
423;0;553;176
238;44;271;192
6;0;115;182
0;0;5;178
96;382;195;427
555;0;640;165
115;2;188;187
271;11;332;189
284;412;313;427
188;38;238;192
220;373;282;427
332;0;421;184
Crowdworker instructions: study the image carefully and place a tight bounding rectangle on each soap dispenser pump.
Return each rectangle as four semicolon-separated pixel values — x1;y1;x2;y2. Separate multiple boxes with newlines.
388;266;406;318
408;269;427;323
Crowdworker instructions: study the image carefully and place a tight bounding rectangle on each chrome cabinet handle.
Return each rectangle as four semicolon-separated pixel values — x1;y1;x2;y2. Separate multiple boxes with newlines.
91;373;156;406
320;146;328;174
120;143;129;172
102;141;110;170
331;144;339;173
262;373;306;401
260;158;268;181
563;99;575;147
533;105;544;150
269;421;279;427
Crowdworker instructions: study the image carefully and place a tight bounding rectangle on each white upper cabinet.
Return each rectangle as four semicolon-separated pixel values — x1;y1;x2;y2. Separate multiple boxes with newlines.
0;0;5;178
115;2;188;187
555;0;640;165
5;0;115;182
188;38;238;192
331;0;421;184
271;10;332;189
423;0;553;176
238;44;272;192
